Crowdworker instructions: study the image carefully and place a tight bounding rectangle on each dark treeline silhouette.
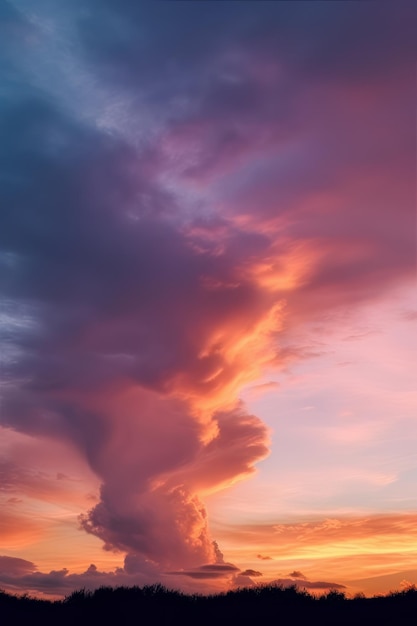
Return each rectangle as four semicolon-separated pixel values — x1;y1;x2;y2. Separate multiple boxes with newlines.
2;583;417;625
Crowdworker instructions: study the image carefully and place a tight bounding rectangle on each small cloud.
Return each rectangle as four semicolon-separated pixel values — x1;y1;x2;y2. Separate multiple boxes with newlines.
213;541;225;564
240;569;262;577
167;562;240;579
245;381;280;398
270;577;346;591
400;579;416;590
288;570;306;579
305;580;346;590
257;554;272;560
199;564;239;572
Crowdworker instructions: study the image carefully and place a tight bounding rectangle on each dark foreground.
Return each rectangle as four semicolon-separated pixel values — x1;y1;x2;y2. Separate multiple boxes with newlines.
2;584;417;625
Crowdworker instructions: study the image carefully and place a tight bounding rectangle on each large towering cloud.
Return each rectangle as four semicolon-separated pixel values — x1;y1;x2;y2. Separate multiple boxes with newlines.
1;0;415;593
0;91;271;574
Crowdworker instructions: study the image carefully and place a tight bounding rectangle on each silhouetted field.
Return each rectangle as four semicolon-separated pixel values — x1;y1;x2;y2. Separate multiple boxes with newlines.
2;584;417;625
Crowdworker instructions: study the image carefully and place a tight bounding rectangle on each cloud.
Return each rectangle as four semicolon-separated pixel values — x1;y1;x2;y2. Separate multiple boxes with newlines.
257;554;273;561
0;555;241;597
0;556;37;576
1;0;416;593
0;89;271;576
218;514;417;564
240;569;263;577
288;571;306;579
0;556;124;597
0;555;344;599
167;563;240;580
270;578;345;591
400;579;416;590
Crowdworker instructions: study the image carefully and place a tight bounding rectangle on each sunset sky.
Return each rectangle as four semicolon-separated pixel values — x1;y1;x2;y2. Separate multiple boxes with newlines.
0;0;416;600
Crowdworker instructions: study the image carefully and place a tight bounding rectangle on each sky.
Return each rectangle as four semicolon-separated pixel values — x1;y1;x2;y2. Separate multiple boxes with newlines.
0;0;416;600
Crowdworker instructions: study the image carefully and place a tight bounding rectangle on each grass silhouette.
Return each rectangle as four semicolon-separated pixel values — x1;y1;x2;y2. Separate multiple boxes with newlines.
2;583;417;625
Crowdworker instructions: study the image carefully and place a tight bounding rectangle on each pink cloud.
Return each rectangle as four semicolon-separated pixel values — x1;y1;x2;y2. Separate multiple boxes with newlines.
0;556;37;576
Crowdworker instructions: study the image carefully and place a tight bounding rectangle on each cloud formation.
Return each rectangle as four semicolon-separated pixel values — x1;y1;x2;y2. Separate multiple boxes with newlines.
0;0;415;593
270;578;346;592
0;554;258;597
0;554;348;599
